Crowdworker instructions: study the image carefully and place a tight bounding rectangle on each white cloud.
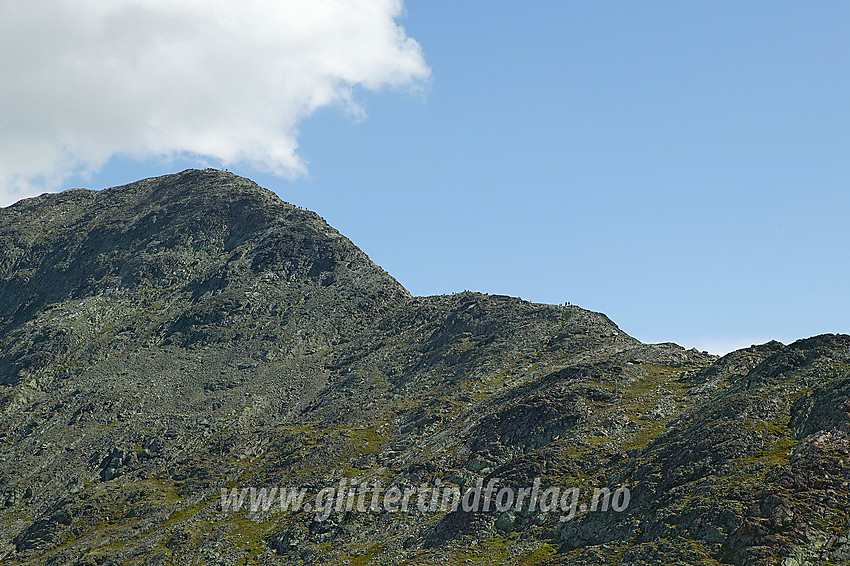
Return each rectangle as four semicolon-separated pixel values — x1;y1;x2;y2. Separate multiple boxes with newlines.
0;0;429;206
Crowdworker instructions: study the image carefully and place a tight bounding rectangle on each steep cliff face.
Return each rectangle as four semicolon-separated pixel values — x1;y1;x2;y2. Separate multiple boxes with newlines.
0;171;847;566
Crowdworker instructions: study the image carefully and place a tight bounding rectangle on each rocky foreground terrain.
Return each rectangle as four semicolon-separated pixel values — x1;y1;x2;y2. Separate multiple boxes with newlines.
1;169;848;566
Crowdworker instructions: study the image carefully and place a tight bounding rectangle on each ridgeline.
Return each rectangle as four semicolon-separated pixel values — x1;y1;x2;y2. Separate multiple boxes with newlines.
1;170;848;565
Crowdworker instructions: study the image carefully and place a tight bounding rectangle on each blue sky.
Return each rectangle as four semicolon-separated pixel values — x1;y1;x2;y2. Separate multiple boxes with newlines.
4;1;849;353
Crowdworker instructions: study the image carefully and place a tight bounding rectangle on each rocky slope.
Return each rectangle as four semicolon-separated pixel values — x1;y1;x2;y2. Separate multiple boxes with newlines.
0;170;848;566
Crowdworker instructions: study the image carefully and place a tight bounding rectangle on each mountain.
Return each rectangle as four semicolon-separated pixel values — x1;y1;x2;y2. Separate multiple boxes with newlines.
1;169;848;566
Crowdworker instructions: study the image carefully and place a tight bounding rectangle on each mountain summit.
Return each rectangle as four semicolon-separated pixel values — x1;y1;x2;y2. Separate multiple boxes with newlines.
1;171;848;566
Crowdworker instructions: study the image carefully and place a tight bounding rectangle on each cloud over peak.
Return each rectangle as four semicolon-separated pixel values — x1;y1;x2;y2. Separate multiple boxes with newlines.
0;0;429;205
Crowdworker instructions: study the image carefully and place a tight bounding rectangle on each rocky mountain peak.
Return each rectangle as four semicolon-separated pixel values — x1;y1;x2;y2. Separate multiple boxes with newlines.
0;170;409;379
1;172;848;566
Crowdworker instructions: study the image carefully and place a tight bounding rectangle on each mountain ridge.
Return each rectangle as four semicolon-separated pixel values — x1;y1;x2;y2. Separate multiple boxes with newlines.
1;170;848;566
